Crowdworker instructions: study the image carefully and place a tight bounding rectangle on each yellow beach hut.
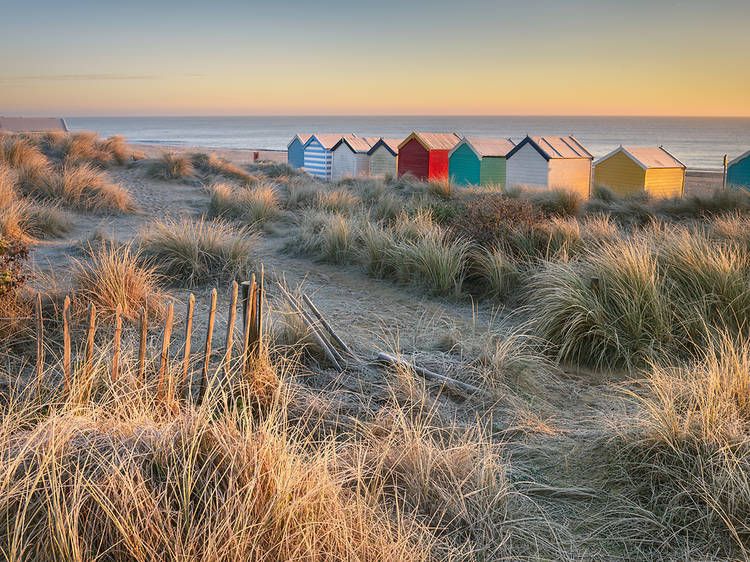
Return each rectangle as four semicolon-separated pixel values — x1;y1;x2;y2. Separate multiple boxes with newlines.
593;146;685;198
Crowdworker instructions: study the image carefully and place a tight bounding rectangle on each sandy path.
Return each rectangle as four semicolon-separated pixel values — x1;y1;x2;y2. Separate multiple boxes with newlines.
28;161;495;363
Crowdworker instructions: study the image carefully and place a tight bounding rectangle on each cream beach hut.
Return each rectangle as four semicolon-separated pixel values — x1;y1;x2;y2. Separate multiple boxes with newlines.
505;135;594;197
368;138;401;178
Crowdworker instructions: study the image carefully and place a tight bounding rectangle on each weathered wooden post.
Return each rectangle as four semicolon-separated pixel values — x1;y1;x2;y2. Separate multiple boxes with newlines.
182;293;195;395
85;302;97;377
157;303;174;395
198;289;217;404
112;304;122;381
62;296;71;394
138;307;147;383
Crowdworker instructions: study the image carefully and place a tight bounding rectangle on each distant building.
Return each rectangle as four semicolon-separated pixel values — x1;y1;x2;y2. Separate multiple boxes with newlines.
287;134;310;169
397;132;460;180
449;137;515;186
367;138;401;178
593;146;686;198
0;117;68;133
727;150;750;192
506;135;593;197
303;134;345;181
330;136;378;180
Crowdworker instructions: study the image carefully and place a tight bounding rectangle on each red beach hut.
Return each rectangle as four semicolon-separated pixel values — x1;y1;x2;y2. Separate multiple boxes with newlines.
397;132;460;180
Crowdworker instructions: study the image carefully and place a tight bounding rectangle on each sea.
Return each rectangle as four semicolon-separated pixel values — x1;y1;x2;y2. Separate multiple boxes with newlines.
66;116;750;171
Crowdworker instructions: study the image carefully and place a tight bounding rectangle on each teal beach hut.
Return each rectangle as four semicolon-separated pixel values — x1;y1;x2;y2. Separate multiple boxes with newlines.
448;137;515;186
727;150;750;192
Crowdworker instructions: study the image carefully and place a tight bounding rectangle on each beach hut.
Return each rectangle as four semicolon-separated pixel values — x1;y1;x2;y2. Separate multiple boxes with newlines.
397;132;460;180
0;117;68;132
330;136;378;180
368;138;401;178
303;134;346;181
593;146;686;198
448;137;515;186
727;150;750;192
287;134;310;169
505;136;594;197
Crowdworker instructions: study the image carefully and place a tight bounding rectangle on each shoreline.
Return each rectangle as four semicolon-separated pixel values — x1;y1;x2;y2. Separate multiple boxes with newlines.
132;142;723;196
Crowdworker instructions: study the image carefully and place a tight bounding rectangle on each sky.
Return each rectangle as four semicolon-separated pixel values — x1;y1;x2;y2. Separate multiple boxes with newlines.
1;0;749;117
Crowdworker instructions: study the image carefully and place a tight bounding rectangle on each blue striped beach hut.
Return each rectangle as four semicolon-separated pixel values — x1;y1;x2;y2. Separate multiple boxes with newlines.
303;134;346;181
287;134;310;168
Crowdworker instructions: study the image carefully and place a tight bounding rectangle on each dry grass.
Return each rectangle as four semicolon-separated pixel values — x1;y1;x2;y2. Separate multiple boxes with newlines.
601;334;750;556
147;153;194;180
209;182;280;225
0;164;72;240
315;189;362;214
191;152;257;185
0;351;433;561
139;217;259;287
18;163;135;213
72;243;167;322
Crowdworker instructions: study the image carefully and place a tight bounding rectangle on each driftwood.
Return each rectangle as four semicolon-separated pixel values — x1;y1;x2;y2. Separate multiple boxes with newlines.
302;294;360;362
281;290;342;372
376;351;488;398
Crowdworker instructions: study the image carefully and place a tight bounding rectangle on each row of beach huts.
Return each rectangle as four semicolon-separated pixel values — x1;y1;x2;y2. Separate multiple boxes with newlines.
288;132;750;198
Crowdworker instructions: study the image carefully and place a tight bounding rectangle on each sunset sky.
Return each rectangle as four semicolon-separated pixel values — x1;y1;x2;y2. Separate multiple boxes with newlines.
2;0;749;117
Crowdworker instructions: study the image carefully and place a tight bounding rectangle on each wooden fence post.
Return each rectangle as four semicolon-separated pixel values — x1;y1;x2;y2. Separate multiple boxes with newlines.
35;293;43;386
112;304;122;381
223;281;238;382
198;289;217;404
157;303;174;395
256;265;264;357
182;293;195;395
138;307;147;383
62;296;71;394
85;303;97;377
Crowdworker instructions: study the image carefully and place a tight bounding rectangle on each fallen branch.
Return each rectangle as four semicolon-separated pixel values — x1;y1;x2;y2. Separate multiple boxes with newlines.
376;351;489;398
280;289;343;372
302;294;360;362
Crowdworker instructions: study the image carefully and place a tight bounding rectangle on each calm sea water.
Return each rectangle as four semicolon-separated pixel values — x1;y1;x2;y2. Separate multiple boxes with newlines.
66;116;750;170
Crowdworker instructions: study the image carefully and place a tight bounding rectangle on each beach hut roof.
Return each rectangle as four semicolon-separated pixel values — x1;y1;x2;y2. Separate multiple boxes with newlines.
305;134;349;150
287;133;311;148
367;138;402;156
398;132;460;151
728;149;750;168
332;136;377;153
451;137;516;158
0;117;68;132
596;146;685;170
507;135;593;160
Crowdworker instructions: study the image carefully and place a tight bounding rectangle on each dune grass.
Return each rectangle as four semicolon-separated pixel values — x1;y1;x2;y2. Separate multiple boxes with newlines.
209;182;280;225
23;163;136;212
139;216;259;287
601;334;750;555
147;153;194;180
72;243;167;322
0;348;435;561
0;164;72;240
191;152;257;185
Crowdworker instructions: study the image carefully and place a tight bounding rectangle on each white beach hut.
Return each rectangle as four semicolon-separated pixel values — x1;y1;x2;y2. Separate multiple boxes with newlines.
330;136;377;180
505;135;594;197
